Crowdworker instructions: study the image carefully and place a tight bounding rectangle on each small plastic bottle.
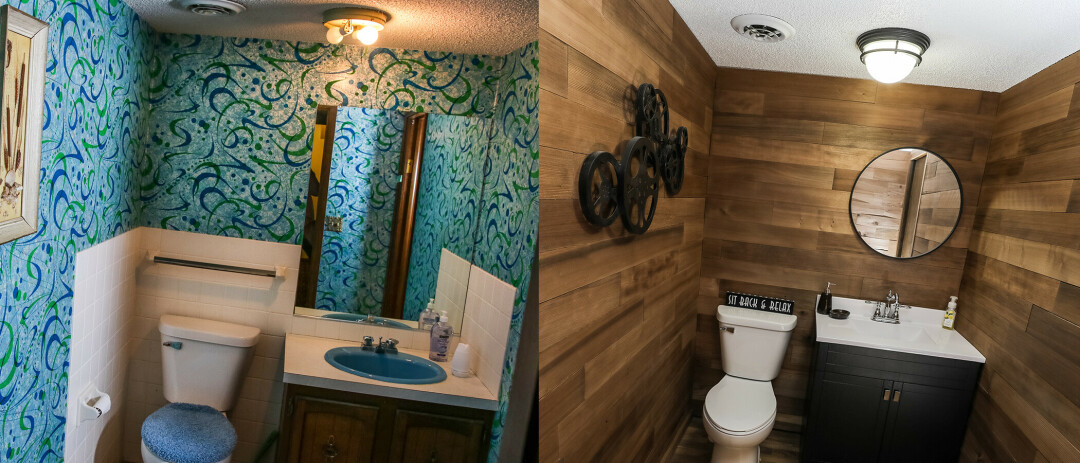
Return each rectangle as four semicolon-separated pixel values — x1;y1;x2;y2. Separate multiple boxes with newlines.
942;296;958;330
429;311;453;362
419;298;438;330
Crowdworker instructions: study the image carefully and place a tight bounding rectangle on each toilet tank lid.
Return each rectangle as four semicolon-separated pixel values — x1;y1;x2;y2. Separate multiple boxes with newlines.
159;315;260;347
716;305;797;331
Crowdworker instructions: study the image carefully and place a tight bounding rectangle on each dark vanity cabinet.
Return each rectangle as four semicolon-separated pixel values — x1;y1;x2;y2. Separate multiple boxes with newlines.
278;384;493;463
801;343;981;463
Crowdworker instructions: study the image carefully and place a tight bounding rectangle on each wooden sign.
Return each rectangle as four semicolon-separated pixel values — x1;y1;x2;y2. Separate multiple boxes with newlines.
725;291;794;315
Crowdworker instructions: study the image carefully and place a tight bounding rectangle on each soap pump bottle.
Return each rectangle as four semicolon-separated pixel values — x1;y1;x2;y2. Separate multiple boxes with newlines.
420;298;438;330
943;296;958;330
816;282;835;315
429;311;453;362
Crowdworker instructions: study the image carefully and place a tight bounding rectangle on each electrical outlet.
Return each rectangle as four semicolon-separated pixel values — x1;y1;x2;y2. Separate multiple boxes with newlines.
325;216;343;232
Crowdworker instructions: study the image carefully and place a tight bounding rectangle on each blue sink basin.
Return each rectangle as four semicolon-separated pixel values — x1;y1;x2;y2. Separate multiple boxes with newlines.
324;347;447;384
321;313;412;329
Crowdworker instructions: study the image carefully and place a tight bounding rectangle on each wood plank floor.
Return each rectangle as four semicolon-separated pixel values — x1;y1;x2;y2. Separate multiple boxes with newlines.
669;418;800;463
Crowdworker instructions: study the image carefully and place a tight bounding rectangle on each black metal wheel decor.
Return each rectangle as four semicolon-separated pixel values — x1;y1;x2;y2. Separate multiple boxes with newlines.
635;83;669;142
577;151;620;227
577;82;689;234
658;141;683;195
660;126;688;194
617;137;660;235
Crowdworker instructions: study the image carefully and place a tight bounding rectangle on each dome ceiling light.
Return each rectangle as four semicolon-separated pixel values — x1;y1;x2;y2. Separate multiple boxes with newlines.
323;7;390;46
857;28;931;84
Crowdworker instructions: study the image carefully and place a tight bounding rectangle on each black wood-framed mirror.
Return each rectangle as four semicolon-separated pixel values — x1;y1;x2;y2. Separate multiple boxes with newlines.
849;147;963;259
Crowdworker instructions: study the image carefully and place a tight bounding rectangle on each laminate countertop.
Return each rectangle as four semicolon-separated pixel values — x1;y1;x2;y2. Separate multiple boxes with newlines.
282;333;498;410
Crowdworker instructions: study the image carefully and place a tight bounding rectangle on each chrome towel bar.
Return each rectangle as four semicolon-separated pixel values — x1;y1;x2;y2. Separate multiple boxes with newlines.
147;251;285;278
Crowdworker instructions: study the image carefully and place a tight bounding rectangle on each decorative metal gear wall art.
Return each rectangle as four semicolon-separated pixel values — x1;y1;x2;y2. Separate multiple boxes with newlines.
577;151;620;227
577;82;690;235
618;136;660;234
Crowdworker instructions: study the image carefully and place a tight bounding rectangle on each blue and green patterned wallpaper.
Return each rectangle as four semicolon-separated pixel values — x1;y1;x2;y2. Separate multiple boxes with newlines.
314;107;403;314
138;32;537;461
403;113;488;320
0;0;153;460
138;34;503;243
472;41;538;461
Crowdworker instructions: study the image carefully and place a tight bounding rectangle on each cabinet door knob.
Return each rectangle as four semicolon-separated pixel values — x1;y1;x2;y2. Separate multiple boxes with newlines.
893;390;901;402
883;388;891;400
323;435;339;462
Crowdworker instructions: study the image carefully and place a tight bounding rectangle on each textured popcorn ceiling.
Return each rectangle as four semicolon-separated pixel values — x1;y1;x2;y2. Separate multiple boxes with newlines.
670;0;1080;92
123;0;537;55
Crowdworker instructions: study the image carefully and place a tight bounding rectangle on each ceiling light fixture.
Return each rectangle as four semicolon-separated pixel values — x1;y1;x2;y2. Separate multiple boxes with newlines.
857;28;931;84
323;7;390;46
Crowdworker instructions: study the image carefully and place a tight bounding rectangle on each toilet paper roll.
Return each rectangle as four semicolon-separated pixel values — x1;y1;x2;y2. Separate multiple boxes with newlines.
451;343;473;378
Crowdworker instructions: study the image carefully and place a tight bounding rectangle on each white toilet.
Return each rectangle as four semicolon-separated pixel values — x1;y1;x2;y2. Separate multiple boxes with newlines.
702;305;797;463
141;315;260;463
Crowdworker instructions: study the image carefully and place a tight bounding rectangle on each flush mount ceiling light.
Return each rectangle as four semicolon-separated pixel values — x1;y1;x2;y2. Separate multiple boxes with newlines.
730;14;795;43
323;7;390;46
178;0;246;16
857;28;931;84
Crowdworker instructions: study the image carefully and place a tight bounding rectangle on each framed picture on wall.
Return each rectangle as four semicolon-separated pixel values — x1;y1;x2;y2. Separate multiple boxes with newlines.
0;6;46;244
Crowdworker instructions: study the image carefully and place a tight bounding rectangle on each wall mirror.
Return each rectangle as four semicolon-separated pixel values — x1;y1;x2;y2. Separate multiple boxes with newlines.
850;147;962;259
294;105;488;332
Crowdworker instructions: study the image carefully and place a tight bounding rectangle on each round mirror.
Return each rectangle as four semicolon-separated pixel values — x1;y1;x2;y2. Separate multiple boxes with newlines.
850;148;962;259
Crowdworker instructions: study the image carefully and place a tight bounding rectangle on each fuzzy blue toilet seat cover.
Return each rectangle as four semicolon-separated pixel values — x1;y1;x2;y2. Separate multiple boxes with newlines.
142;403;237;463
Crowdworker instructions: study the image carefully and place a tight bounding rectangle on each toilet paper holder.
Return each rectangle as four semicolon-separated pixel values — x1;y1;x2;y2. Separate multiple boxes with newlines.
79;385;112;422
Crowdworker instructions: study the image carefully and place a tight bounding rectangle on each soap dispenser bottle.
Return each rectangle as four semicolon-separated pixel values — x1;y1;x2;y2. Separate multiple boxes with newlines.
943;296;958;330
429;311;453;362
420;298;438;330
816;282;835;315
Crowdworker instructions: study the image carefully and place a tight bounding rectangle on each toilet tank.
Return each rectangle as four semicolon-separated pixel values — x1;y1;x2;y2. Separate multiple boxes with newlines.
717;305;797;381
159;315;260;411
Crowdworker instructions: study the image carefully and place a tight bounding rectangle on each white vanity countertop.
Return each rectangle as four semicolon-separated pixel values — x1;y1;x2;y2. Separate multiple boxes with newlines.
282;333;498;411
815;296;986;363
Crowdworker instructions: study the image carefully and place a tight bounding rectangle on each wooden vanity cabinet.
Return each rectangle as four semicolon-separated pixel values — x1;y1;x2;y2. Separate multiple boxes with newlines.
278;384;493;463
801;343;981;463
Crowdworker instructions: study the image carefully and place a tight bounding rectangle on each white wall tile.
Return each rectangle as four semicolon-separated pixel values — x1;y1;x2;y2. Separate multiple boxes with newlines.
459;264;516;398
67;229;141;463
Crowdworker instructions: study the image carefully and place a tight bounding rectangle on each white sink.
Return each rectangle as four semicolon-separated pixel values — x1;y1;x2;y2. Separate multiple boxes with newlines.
815;296;986;363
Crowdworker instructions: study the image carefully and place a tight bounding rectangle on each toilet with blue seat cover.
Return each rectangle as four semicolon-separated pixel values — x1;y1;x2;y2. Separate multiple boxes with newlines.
142;403;237;463
141;315;259;463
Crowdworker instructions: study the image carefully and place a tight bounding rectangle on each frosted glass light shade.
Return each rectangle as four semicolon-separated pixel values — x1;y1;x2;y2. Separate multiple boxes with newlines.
862;39;923;83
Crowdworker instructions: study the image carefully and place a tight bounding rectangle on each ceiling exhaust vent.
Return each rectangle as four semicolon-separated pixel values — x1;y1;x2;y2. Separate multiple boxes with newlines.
178;0;246;16
731;14;795;43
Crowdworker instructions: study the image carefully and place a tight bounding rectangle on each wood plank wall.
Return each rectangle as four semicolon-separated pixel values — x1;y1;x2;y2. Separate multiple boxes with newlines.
697;68;997;439
956;50;1080;463
914;155;962;254
537;0;716;460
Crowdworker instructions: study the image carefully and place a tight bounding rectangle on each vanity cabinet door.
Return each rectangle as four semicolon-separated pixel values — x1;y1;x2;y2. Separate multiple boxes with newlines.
878;382;971;463
388;409;487;463
288;397;380;463
803;372;893;463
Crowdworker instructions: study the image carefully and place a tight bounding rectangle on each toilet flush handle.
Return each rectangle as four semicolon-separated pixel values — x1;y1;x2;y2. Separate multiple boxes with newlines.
163;341;182;350
720;326;735;334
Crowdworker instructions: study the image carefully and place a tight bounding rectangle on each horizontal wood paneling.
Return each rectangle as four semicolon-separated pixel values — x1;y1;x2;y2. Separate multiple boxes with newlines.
538;0;715;460
698;68;995;448
958;48;1080;463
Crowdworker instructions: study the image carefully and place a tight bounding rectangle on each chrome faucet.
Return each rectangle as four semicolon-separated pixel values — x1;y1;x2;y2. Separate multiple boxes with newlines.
374;337;399;354
872;290;902;324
